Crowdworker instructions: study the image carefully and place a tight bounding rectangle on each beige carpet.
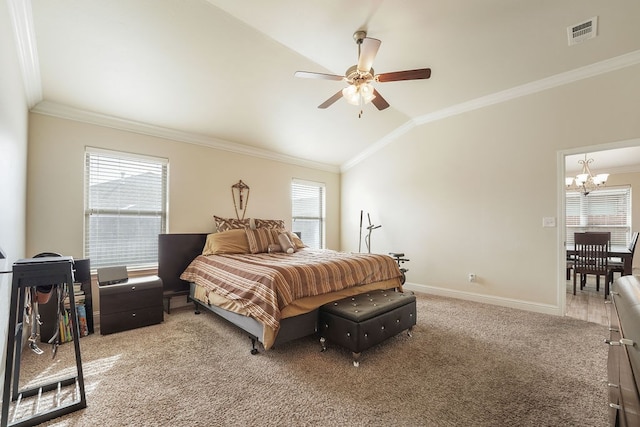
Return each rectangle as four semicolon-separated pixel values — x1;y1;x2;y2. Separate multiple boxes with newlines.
10;293;608;426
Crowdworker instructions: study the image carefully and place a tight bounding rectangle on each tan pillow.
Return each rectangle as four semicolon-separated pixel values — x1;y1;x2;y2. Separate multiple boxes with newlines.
278;233;295;254
267;243;282;253
214;215;250;232
202;229;250;255
287;231;307;249
245;228;278;254
254;218;285;230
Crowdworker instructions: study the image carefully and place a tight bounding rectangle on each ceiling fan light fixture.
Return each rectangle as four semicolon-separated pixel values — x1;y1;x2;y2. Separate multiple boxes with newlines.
342;83;376;106
342;85;358;104
360;83;375;103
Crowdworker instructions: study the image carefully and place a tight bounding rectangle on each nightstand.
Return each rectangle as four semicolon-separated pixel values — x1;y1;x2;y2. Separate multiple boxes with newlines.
99;276;163;334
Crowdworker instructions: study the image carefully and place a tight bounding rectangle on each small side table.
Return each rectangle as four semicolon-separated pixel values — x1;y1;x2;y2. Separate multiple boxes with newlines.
99;276;163;334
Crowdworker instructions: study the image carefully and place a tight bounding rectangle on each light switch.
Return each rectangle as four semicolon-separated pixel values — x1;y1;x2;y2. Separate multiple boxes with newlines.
542;217;556;228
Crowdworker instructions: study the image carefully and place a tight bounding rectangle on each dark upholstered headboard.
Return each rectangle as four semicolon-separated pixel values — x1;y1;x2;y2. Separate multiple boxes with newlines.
158;233;207;295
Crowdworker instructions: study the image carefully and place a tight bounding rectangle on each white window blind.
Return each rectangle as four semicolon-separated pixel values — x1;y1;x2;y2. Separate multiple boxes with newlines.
291;179;325;249
566;186;631;246
85;148;168;269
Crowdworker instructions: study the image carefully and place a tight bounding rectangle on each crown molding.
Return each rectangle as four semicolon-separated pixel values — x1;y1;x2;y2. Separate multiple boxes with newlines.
7;2;337;172
7;0;42;108
567;161;640;176
567;164;640;176
30;101;340;173
341;49;640;172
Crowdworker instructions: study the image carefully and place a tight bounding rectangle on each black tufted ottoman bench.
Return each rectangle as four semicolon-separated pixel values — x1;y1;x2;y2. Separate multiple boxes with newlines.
318;290;416;366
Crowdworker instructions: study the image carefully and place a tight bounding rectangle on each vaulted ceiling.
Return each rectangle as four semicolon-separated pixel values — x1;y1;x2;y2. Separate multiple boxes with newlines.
13;1;640;170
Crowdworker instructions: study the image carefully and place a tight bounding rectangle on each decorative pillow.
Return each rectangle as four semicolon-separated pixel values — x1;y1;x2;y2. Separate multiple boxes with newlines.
277;233;295;254
253;218;286;230
267;243;282;253
245;228;279;254
287;231;307;249
214;215;250;232
202;229;250;255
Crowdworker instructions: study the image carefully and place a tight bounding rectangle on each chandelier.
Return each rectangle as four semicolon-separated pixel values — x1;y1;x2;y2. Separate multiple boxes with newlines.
565;154;609;195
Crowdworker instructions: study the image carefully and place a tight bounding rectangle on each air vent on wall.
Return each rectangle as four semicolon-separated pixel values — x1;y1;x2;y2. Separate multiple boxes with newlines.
568;16;598;46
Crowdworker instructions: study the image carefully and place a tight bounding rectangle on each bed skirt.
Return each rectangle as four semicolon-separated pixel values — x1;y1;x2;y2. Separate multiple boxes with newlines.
190;278;401;350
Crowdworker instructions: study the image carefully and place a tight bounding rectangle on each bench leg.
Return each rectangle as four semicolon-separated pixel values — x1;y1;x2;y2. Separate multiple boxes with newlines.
407;326;414;338
352;352;361;367
319;337;327;352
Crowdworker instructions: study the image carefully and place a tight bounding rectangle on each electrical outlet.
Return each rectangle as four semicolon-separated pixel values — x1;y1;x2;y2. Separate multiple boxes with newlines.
468;273;476;282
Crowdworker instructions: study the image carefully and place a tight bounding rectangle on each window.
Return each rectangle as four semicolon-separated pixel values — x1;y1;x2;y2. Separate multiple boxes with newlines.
291;179;325;249
566;186;631;246
85;148;168;269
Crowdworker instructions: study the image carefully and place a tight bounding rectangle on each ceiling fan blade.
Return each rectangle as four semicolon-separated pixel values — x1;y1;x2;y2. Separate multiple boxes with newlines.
357;37;381;73
318;91;344;109
294;71;344;81
371;89;390;111
376;68;431;82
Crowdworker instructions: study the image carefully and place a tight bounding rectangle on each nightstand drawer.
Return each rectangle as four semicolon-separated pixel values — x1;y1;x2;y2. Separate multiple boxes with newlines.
99;275;163;334
100;306;163;335
100;284;162;313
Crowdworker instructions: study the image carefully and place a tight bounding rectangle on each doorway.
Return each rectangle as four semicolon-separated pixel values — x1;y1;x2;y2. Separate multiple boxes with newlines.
561;141;640;324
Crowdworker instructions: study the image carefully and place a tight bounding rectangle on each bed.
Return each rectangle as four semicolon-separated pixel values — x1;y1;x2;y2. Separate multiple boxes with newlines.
158;223;403;352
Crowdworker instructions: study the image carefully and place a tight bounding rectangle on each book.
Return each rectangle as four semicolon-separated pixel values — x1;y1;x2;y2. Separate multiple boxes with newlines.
76;304;89;337
64;282;85;307
57;304;89;342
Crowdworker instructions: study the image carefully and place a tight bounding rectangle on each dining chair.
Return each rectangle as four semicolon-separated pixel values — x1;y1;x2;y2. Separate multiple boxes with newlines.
566;247;577;280
573;232;611;296
608;231;639;287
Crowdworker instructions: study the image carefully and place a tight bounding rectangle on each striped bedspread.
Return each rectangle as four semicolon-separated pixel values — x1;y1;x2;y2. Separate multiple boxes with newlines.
179;248;402;333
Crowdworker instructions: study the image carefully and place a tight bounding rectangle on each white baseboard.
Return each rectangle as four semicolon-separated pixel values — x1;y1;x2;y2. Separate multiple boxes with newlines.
403;282;562;316
91;285;562;325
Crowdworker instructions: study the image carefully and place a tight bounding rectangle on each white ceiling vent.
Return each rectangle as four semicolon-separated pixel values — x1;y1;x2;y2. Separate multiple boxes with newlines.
567;16;598;46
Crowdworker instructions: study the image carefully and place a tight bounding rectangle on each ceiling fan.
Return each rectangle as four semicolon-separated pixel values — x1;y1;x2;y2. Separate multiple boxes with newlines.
294;30;431;118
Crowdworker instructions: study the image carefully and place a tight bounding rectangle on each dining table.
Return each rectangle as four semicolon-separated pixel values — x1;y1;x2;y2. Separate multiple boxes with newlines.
566;244;633;275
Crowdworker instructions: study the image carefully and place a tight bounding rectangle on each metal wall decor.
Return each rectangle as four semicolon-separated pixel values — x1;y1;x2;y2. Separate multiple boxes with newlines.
358;210;381;253
231;180;250;220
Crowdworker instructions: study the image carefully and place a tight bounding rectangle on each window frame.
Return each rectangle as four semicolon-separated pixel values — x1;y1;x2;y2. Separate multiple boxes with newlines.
291;178;326;249
565;185;632;247
84;147;169;270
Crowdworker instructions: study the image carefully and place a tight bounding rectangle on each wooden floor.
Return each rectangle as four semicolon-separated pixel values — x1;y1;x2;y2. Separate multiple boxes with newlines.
565;276;611;326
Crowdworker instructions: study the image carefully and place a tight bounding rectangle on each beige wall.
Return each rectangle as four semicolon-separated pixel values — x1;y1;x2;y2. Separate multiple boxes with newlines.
26;114;340;260
341;63;640;314
14;24;640;353
0;0;29;386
